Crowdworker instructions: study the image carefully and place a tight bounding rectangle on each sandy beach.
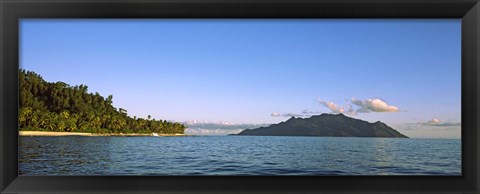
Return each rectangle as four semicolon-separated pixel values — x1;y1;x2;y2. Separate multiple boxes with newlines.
19;131;187;137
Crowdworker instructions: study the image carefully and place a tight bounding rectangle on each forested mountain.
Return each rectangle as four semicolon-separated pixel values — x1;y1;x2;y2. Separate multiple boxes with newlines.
19;69;186;134
236;113;408;138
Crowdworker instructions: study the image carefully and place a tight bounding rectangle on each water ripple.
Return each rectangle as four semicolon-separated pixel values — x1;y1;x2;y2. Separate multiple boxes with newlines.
19;136;461;176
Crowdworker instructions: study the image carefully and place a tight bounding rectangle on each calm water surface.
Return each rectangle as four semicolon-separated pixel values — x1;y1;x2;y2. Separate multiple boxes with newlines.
19;136;461;175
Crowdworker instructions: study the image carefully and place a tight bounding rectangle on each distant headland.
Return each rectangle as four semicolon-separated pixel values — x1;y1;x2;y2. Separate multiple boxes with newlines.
236;113;408;138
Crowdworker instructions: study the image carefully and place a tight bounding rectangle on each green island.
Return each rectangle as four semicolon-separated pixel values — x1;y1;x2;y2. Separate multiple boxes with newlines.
19;69;186;135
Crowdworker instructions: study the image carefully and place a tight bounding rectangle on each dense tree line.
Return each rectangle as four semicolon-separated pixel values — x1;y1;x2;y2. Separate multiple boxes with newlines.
19;69;186;134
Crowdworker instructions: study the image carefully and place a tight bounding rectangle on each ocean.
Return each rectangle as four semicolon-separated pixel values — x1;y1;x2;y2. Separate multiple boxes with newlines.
19;135;461;175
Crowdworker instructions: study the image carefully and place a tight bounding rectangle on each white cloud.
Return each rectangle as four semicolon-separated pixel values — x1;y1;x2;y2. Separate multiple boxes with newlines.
427;118;441;124
351;98;399;112
317;98;359;116
271;97;399;122
419;118;461;127
302;109;322;114
316;97;399;116
271;112;281;117
284;113;302;117
317;99;345;113
271;112;303;117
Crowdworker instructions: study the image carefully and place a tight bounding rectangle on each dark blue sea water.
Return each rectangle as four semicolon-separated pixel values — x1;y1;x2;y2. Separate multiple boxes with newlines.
19;136;461;175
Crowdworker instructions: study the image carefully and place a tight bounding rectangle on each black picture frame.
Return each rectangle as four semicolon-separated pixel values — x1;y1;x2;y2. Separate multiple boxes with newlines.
1;0;479;193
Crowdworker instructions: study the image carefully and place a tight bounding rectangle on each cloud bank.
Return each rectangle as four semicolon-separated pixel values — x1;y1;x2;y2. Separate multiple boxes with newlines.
183;121;270;135
302;109;323;114
184;121;268;130
399;118;461;132
271;109;323;118
271;112;306;117
185;128;245;135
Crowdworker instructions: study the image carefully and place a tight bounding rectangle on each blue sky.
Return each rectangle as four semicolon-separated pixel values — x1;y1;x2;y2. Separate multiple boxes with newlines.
20;19;461;138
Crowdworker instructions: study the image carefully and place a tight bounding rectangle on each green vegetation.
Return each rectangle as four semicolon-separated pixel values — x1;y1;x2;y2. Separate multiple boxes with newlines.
19;69;186;134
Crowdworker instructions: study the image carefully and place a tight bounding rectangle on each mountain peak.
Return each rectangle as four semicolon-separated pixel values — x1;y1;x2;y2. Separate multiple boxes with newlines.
316;113;344;117
237;114;408;138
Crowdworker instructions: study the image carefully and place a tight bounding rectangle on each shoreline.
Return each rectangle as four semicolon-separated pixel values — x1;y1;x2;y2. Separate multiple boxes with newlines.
19;131;188;137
